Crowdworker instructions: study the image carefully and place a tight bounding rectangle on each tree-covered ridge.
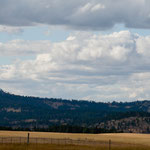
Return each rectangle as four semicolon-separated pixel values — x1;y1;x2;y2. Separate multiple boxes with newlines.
1;89;150;133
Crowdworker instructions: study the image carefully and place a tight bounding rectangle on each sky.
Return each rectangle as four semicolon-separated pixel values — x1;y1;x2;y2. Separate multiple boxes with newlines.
1;0;150;102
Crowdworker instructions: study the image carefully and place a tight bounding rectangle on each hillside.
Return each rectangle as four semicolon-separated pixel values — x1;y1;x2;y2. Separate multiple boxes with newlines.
1;89;150;133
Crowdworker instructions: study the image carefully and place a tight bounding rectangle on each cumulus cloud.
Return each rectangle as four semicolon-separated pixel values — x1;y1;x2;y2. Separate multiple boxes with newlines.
1;31;150;101
0;40;52;56
0;0;150;30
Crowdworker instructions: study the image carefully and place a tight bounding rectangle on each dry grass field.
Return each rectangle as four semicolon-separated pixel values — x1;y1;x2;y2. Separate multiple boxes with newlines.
0;143;149;150
0;131;150;150
0;131;150;146
0;144;104;150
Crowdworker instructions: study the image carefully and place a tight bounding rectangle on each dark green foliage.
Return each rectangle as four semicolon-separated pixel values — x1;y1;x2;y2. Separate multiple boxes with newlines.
0;125;118;133
1;89;150;133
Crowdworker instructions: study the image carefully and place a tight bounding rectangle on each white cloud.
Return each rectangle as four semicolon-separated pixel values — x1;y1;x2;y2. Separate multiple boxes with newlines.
0;40;52;56
91;4;105;12
78;2;105;14
1;30;150;101
136;36;150;56
79;3;92;13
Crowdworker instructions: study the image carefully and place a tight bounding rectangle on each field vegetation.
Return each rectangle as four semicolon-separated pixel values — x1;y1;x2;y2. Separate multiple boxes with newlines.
0;131;150;145
0;143;149;150
0;131;150;150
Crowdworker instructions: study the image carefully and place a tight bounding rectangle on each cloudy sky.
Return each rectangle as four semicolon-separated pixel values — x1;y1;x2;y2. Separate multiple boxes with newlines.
1;0;150;102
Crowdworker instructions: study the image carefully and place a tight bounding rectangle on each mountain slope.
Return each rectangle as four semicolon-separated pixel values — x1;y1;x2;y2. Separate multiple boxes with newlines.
1;89;150;133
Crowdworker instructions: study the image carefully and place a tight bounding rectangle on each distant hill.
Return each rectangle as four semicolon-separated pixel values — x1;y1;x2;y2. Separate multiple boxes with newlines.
1;89;150;133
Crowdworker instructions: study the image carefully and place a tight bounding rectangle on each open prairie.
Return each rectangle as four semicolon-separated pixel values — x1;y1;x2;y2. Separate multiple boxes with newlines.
0;131;150;150
0;143;149;150
0;131;150;146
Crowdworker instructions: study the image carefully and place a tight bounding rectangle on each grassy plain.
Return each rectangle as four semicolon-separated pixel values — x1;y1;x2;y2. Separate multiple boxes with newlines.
0;143;149;150
0;131;150;150
0;131;150;145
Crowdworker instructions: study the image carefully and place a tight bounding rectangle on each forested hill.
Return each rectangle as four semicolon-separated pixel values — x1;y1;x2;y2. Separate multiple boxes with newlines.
1;89;150;133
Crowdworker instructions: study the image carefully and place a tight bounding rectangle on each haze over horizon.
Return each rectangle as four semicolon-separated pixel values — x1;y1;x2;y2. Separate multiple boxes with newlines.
1;0;150;102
